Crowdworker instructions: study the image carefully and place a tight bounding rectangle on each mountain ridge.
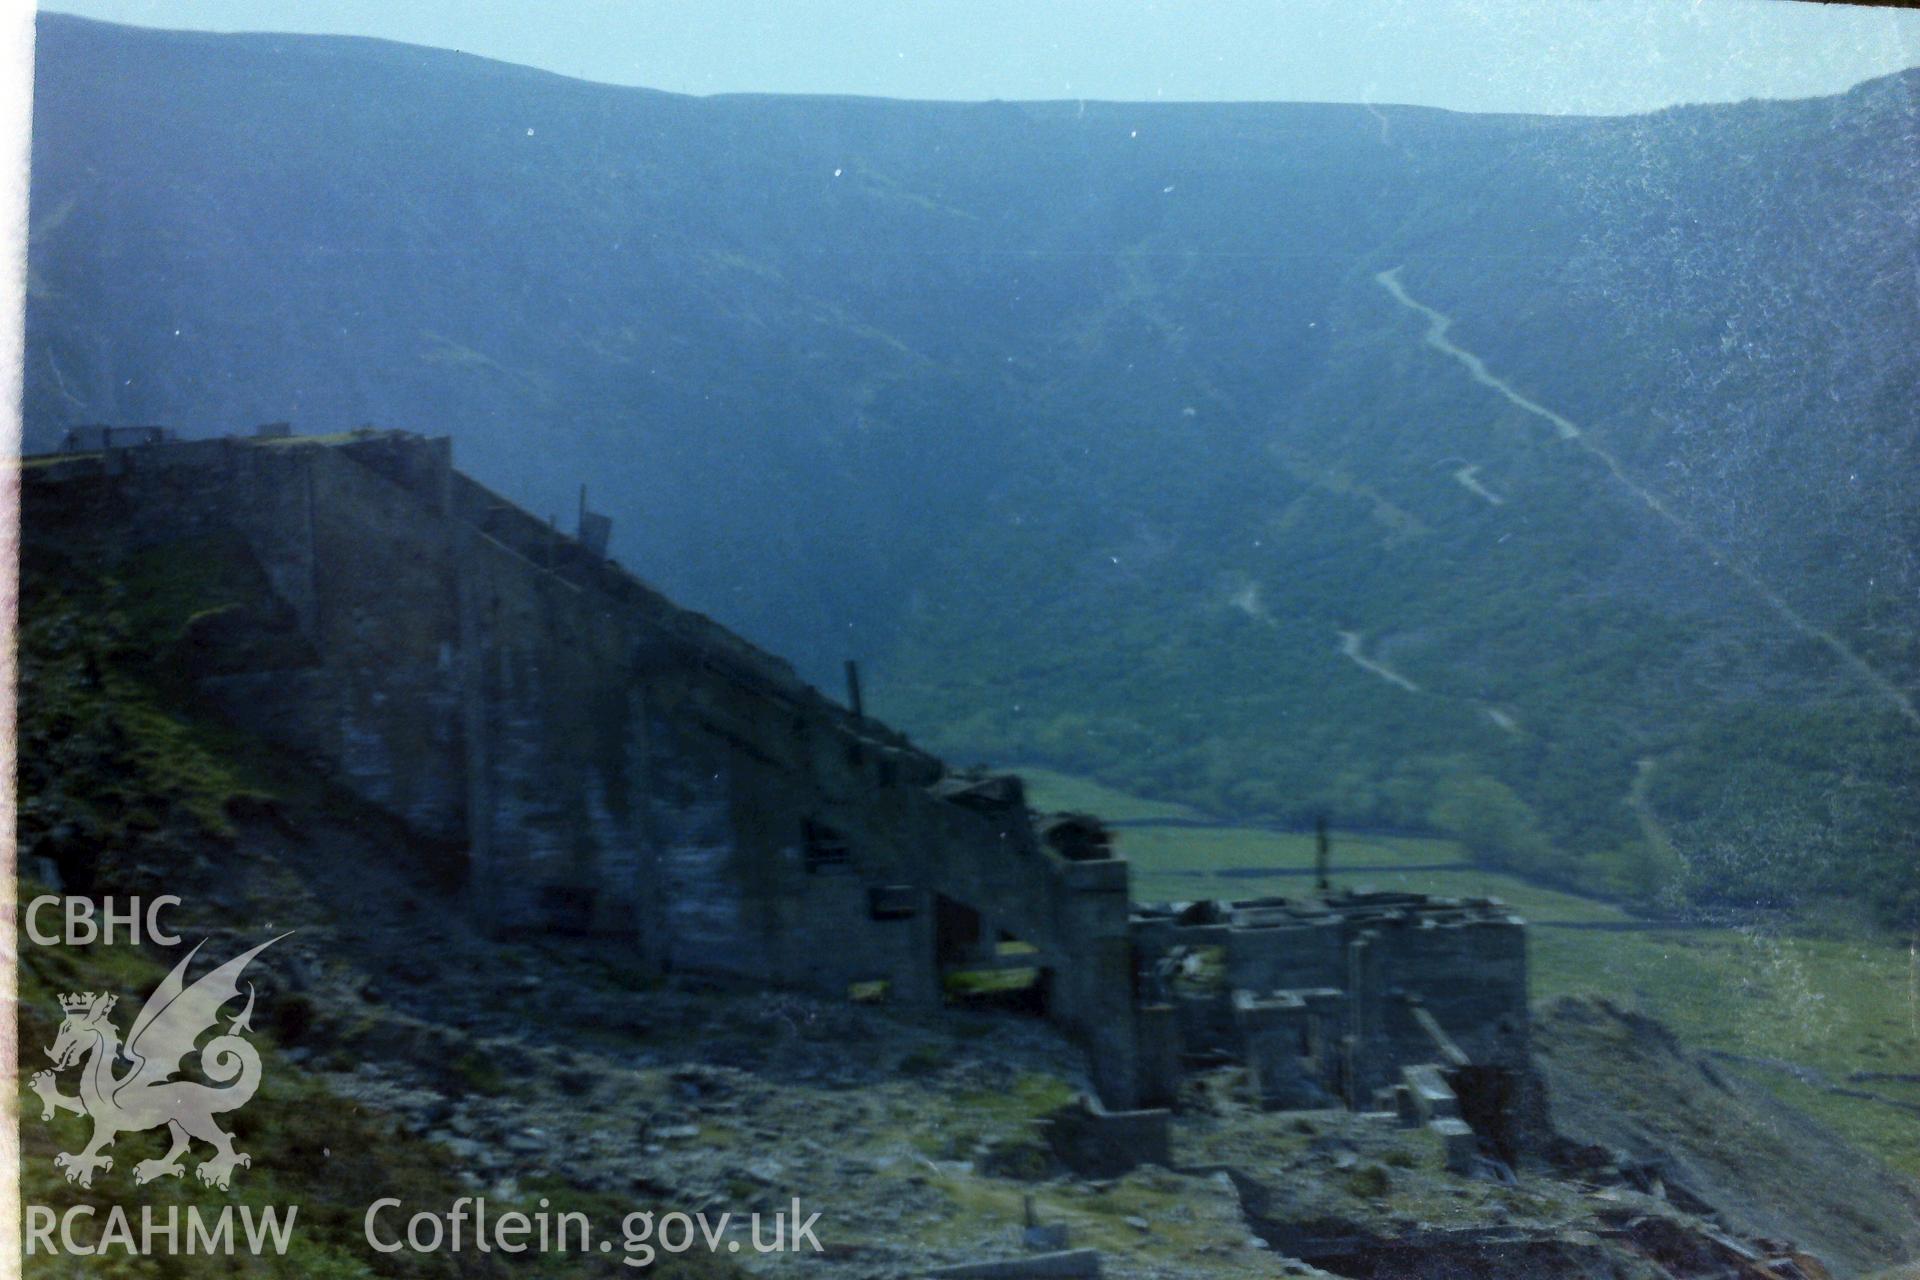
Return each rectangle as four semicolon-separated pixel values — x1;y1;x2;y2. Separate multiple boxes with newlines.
26;13;1920;921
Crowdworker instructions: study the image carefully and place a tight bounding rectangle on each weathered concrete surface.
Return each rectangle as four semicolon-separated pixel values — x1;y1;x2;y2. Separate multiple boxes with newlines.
23;429;1537;1132
1043;1097;1172;1179
1134;890;1533;1145
22;429;1144;1101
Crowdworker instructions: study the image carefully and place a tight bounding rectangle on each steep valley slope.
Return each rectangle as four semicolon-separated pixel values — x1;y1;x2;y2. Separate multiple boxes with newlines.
25;14;1920;961
15;517;1920;1279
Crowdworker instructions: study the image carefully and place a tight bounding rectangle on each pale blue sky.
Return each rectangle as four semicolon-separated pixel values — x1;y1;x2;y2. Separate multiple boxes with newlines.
37;0;1920;115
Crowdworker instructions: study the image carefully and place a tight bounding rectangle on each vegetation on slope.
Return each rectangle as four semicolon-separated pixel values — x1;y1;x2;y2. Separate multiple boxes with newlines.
26;16;1919;928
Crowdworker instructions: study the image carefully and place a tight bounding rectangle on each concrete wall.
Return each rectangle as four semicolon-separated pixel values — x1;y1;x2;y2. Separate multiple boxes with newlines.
25;431;1148;1103
1347;913;1529;1099
1131;893;1529;1109
26;431;1531;1119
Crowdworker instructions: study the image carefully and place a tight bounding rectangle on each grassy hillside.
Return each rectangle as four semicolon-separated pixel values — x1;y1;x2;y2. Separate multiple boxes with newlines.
27;15;1920;928
17;508;1918;1276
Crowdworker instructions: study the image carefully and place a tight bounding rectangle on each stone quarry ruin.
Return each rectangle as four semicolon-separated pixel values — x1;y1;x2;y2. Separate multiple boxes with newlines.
25;427;1536;1163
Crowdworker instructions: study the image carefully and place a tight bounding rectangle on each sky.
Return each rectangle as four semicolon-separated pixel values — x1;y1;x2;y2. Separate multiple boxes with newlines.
34;0;1920;116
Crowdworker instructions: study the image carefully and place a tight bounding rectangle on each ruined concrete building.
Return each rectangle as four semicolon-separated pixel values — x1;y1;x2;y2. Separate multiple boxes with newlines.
1132;893;1532;1162
25;428;1534;1151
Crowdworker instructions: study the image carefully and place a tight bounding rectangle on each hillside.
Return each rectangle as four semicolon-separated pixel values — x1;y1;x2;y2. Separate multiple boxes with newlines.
25;14;1920;920
1535;997;1920;1279
17;506;1919;1277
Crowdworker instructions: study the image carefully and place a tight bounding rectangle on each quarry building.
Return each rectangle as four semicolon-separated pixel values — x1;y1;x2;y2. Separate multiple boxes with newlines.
24;428;1534;1155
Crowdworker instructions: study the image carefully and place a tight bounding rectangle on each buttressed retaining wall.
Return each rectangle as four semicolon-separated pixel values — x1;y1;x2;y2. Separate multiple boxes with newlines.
26;428;1536;1134
23;430;1144;1105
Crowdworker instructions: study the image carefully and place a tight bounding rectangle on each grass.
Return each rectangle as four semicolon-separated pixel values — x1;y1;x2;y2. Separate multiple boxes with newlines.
943;941;1044;997
901;1069;1076;1160
1534;921;1920;1175
1095;816;1630;926
954;1071;1077;1126
1026;768;1920;1180
919;1164;1241;1258
1013;765;1207;822
19;573;287;853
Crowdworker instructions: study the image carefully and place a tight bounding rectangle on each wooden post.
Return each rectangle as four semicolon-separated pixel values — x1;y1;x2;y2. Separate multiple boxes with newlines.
844;659;864;718
1315;813;1331;893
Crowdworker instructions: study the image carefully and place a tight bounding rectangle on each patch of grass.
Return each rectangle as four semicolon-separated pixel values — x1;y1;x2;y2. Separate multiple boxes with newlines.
18;541;291;862
954;1072;1077;1125
451;1049;509;1096
942;948;1043;997
898;1045;948;1077
1013;765;1206;823
1115;816;1621;923
113;535;281;642
1531;920;1920;1176
901;1070;1076;1164
1343;1162;1393;1199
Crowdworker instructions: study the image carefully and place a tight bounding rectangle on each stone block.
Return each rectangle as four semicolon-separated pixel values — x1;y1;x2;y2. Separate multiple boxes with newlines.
1044;1098;1171;1178
1431;1117;1477;1173
1023;1223;1070;1252
1402;1064;1460;1124
1134;1004;1182;1109
1234;989;1329;1109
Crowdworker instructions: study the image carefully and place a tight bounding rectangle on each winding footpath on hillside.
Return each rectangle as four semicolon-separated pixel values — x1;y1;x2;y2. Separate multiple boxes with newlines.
1481;706;1521;734
1628;756;1679;867
1336;627;1524;736
1336;628;1421;693
1451;463;1505;506
1375;266;1920;730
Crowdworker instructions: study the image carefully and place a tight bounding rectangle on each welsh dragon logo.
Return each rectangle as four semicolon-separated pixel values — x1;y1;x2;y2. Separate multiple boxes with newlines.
30;935;286;1190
